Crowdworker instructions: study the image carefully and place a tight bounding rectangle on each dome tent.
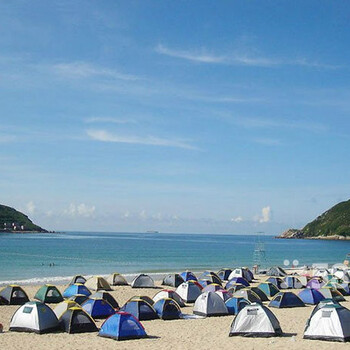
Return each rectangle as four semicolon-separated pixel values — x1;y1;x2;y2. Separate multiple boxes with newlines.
298;288;325;305
54;300;80;319
82;298;115;319
69;275;86;285
280;276;304;289
175;281;202;303
193;291;228;317
99;312;147;340
84;276;112;291
59;307;98;334
229;303;283;337
0;285;29;305
131;274;155;288
153;290;185;307
63;284;91;299
10;301;59;334
90;291;119;309
304;304;350;342
68;294;89;305
225;297;250;315
257;282;279;298
120;299;158;321
34;285;63;304
269;292;305;308
162;274;184;288
180;271;198;282
153;298;182;320
217;268;233;281
107;272;128;286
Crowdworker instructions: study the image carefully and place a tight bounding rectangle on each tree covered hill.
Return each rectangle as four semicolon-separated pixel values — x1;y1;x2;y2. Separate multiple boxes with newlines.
0;204;47;232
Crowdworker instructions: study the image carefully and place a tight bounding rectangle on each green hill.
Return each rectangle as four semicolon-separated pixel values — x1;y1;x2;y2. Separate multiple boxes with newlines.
278;199;350;239
0;204;47;232
302;200;350;237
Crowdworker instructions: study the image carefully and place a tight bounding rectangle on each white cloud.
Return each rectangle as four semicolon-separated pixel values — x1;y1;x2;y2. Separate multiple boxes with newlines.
259;206;272;223
231;216;243;223
52;62;140;81
26;201;36;215
155;44;226;64
64;203;96;218
86;129;198;150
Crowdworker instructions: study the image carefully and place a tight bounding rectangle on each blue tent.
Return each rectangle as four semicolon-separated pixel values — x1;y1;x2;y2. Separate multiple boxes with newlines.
180;271;198;282
63;284;91;298
269;292;305;308
225;297;250;315
280;276;303;289
226;277;250;289
266;277;283;289
217;268;232;281
298;289;325;305
257;282;280;297
82;298;116;319
120;299;158;321
99;312;147;340
153;298;181;320
198;279;213;288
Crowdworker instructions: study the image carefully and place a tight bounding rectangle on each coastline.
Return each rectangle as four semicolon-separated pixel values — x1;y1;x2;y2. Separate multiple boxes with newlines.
276;235;350;241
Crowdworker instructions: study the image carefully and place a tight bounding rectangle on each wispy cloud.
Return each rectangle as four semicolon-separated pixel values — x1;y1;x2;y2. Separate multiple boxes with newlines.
86;129;198;150
155;44;226;64
84;117;136;124
52;62;140;81
156;44;341;69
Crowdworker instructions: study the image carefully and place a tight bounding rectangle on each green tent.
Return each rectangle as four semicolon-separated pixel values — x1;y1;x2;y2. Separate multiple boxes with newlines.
34;284;63;303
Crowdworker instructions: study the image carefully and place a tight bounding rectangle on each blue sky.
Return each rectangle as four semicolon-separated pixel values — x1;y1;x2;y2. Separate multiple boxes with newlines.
1;1;350;233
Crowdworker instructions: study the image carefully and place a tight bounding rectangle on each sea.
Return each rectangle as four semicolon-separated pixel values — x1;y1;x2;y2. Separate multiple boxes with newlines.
1;231;350;286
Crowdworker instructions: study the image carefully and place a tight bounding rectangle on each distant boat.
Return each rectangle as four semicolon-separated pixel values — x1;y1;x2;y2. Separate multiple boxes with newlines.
146;230;159;234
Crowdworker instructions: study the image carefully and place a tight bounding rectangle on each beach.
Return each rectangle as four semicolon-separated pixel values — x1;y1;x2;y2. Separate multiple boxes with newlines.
1;276;350;350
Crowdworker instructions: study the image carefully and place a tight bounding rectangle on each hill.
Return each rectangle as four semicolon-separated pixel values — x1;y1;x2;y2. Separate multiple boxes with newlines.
0;204;48;233
277;199;350;239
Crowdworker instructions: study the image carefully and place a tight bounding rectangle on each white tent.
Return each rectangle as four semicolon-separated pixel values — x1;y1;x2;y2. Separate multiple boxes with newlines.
193;291;228;317
334;270;350;282
153;290;185;307
85;276;112;291
10;301;59;334
53;300;80;319
229;303;282;337
304;304;350;342
131;274;155;288
107;273;128;286
228;268;253;282
175;281;201;303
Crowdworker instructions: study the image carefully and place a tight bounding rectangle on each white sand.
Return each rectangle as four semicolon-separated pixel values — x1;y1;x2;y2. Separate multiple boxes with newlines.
0;276;350;349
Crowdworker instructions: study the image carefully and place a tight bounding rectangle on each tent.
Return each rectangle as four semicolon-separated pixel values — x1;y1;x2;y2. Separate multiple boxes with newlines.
193;291;228;317
199;271;222;285
319;288;346;302
120;299;158;320
82;298;116;319
99;312;147;340
107;272;128;286
215;289;233;302
153;298;182;320
334;270;350;282
34;285;63;304
175;281;202;303
180;271;198;282
84;276;112;291
0;285;29;305
298;288;325;305
228;268;253;283
297;275;309;287
68;275;86;285
233;289;261;303
257;282;279;298
309;299;340;319
266;277;283;289
226;284;246;294
269;292;305;308
54;300;80;319
153;290;185;307
280;276;304;289
229;303;283;337
226;277;250;288
128;295;154;306
202;283;223;293
225;297;250;315
304;304;350;342
63;283;91;298
314;269;331;280
9;301;59;334
131;274;155;288
198;279;214;288
250;287;269;302
68;294;89;305
59;307;98;333
162;274;184;288
90;291;119;309
306;278;325;289
217;268;233;281
324;282;349;296
266;266;286;277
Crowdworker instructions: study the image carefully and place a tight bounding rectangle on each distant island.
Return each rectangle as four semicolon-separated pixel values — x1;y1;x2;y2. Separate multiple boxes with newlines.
277;199;350;240
0;204;48;233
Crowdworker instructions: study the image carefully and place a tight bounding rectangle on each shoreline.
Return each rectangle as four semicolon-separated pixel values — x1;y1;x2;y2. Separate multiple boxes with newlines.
276;235;350;241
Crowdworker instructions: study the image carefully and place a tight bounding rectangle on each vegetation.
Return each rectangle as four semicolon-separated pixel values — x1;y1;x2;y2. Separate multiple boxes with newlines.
0;204;47;232
302;199;350;237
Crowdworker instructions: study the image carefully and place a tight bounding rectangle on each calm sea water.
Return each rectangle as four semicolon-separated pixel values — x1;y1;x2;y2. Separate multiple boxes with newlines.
1;232;350;285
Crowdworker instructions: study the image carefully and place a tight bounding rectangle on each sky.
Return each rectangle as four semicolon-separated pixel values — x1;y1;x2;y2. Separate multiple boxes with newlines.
1;0;350;234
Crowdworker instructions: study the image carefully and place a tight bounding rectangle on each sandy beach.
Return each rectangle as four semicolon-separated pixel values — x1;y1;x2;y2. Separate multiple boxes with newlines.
1;275;350;350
